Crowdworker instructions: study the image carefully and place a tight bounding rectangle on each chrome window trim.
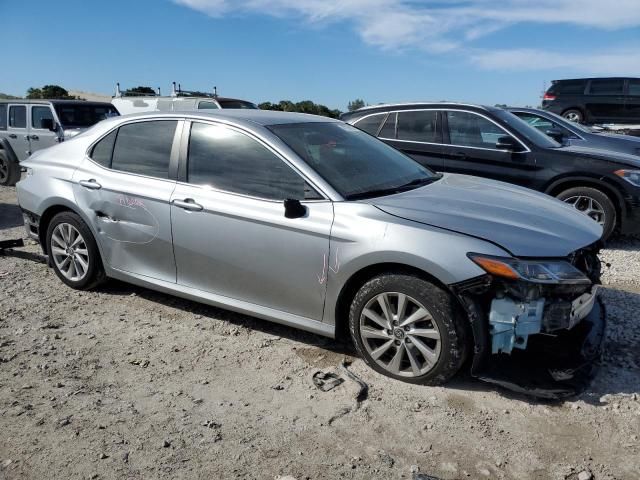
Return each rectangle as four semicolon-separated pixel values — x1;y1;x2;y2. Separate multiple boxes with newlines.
352;108;531;153
181;119;331;203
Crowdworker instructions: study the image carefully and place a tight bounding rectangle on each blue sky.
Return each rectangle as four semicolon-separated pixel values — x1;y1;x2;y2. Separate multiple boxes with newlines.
2;0;640;110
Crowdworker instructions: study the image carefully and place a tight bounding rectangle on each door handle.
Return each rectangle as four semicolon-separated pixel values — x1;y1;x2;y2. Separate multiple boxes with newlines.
8;134;17;139
30;135;39;140
172;198;203;211
450;152;468;160
79;179;102;190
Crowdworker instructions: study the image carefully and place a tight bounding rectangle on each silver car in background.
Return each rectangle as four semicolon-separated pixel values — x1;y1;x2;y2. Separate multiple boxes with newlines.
16;110;605;386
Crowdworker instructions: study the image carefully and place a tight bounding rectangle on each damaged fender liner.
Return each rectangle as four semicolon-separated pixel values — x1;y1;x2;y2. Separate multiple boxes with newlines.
451;268;606;399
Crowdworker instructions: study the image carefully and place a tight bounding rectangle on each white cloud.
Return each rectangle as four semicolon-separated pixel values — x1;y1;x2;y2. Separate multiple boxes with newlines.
174;0;640;69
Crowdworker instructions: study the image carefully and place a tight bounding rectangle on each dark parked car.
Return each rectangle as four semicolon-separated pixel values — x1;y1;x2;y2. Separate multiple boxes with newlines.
509;107;640;156
541;77;640;124
341;103;640;239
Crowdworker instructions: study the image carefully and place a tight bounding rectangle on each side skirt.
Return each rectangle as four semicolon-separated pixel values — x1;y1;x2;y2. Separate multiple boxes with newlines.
107;268;336;339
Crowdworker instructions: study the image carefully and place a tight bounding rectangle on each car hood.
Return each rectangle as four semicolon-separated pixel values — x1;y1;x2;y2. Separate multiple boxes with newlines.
369;174;602;257
559;144;640;167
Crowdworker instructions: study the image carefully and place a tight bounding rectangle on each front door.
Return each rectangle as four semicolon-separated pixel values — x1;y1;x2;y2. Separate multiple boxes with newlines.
29;105;60;151
72;119;180;282
7;104;30;161
170;121;333;321
381;110;445;171
440;110;537;188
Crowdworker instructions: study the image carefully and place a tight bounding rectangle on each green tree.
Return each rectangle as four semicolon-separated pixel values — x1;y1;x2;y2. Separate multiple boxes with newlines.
125;86;156;96
347;98;366;112
26;85;77;99
258;100;341;118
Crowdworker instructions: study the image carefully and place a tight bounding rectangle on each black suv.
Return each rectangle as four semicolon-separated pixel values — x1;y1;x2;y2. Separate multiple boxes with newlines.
341;103;640;239
542;77;640;124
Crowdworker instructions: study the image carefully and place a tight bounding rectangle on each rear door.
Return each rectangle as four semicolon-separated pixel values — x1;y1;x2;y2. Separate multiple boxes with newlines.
625;79;640;123
72;119;181;282
440;110;537;188
170;120;333;321
6;104;30;161
29;104;60;152
382;110;444;171
585;79;626;123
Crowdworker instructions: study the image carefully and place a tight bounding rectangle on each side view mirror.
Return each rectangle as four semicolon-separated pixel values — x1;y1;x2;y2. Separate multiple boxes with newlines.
495;135;519;151
40;118;58;132
284;199;307;219
545;128;566;144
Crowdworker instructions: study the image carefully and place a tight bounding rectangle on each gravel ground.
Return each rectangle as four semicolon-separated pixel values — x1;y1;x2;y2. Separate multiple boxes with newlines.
1;184;639;480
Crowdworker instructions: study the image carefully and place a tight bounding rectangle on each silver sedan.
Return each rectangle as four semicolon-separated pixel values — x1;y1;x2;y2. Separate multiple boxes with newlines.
17;110;604;385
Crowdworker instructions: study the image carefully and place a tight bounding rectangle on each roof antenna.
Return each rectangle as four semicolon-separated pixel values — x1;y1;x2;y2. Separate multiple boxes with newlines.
213;86;218;98
171;82;177;97
115;82;122;98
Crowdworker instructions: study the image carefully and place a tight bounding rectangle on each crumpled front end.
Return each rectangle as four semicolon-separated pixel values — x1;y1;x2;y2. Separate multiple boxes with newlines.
452;243;606;399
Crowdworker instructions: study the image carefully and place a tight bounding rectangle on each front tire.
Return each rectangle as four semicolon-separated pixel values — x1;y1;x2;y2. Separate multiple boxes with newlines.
349;274;468;385
0;151;21;186
556;187;616;240
46;211;106;290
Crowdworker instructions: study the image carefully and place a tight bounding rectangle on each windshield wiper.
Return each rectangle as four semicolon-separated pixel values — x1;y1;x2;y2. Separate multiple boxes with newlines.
346;174;442;201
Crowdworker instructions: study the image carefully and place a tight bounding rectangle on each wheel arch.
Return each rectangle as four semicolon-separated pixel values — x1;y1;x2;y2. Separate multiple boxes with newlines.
333;262;456;342
544;175;624;222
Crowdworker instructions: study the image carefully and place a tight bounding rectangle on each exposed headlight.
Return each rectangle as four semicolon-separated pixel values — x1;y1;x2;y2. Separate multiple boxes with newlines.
614;169;640;187
468;254;590;284
25;167;34;176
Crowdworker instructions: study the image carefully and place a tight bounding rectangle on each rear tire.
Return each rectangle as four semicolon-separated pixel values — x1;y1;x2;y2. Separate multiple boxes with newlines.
562;109;584;123
349;274;468;385
0;150;20;186
46;211;106;290
556;186;616;240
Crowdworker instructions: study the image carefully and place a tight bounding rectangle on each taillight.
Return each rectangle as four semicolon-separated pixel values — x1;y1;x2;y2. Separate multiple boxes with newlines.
543;93;556;101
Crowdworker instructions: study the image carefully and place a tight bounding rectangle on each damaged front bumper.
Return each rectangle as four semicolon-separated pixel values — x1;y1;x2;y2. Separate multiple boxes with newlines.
453;246;606;399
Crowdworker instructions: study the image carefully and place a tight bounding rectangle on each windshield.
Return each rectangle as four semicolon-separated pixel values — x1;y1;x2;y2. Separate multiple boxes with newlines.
218;100;258;109
493;109;561;148
268;122;439;200
536;110;594;133
54;104;120;128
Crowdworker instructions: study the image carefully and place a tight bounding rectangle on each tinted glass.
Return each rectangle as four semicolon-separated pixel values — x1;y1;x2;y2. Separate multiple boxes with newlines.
551;81;586;95
378;113;396;138
269;122;437;200
628;79;640;96
111;121;177;178
492;110;561;148
397;111;438;143
9;106;26;128
31;106;54;129
354;113;386;135
589;79;624;95
217;100;258;109
446;111;506;148
90;130;117;168
198;101;219;110
513;112;573;138
188;122;311;200
53;104;119;128
0;105;6;130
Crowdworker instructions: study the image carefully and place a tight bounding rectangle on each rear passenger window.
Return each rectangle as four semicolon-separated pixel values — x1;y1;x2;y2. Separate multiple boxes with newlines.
446;111;506;149
187;122;311;200
553;81;586;95
0;105;6;130
378;113;396;139
9;106;26;128
353;114;385;135
198;101;219;110
628;80;640;96
397;111;438;143
90;130;118;168
111;121;177;178
589;79;624;95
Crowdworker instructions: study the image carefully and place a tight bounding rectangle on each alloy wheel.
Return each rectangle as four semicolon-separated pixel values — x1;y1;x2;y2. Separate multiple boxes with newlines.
563;195;606;226
359;292;441;378
564;112;581;122
50;223;90;282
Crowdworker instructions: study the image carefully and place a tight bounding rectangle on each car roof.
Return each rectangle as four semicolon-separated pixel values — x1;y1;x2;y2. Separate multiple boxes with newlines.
342;102;498;119
110;109;341;127
552;77;639;82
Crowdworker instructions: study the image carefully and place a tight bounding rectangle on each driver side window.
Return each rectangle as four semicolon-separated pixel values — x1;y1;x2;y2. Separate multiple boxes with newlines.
187;122;321;201
446;111;508;149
